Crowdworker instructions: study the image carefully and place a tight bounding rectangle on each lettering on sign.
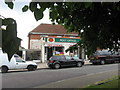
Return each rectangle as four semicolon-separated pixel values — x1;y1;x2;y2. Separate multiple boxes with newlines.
56;38;80;43
45;38;80;43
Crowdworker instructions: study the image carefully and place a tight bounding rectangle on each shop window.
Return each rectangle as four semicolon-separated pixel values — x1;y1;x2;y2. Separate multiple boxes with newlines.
26;51;41;61
70;50;73;53
55;47;64;52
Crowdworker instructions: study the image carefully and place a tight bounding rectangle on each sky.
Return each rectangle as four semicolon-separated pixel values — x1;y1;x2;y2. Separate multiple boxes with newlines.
0;0;52;49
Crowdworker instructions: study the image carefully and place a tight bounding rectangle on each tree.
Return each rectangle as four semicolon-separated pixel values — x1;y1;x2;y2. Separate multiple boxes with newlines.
0;17;21;61
5;1;120;55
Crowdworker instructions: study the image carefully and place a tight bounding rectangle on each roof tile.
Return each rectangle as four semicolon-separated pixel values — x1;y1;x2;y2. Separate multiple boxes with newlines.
30;24;78;35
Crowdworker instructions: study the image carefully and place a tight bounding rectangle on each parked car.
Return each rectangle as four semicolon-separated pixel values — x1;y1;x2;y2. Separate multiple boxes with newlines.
89;50;120;65
0;52;37;73
47;55;84;69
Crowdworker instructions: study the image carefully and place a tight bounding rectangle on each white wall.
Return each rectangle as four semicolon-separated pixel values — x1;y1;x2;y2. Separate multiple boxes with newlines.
30;40;41;49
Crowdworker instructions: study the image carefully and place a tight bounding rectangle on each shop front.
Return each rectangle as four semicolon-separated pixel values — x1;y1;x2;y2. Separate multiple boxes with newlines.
45;46;64;60
28;24;82;63
41;37;80;62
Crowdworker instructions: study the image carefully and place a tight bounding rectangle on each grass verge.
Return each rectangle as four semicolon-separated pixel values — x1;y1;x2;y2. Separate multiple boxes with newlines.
79;76;119;90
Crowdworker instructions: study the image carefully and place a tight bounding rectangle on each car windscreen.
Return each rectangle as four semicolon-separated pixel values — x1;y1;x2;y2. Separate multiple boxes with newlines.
72;56;79;59
49;56;57;60
111;51;120;55
96;50;111;55
49;55;65;60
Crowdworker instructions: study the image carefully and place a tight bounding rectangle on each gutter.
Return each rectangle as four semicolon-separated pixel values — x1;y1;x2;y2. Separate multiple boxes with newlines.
28;32;78;36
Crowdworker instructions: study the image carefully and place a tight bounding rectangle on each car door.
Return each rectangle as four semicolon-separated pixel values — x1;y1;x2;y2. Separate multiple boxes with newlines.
65;55;75;66
72;56;80;65
15;58;27;69
58;55;67;66
102;51;112;63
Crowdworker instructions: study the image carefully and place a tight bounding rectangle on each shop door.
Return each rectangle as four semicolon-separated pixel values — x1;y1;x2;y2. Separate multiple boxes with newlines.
47;47;53;60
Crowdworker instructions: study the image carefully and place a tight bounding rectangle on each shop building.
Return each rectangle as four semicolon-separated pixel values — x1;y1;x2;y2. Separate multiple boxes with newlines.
28;24;81;63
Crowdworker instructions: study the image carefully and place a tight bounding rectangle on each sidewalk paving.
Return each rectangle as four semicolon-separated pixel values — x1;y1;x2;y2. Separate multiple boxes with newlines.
37;62;48;69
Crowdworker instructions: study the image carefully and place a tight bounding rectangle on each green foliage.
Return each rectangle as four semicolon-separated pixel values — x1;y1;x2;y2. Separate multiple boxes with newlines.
34;8;44;21
5;0;14;9
22;5;29;12
1;18;20;61
84;2;92;8
28;2;54;21
29;2;37;12
83;76;119;88
65;44;78;53
25;2;120;55
5;1;120;56
41;2;119;55
50;8;58;22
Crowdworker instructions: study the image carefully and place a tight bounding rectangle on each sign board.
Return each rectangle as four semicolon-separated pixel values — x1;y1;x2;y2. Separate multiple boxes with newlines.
45;38;80;43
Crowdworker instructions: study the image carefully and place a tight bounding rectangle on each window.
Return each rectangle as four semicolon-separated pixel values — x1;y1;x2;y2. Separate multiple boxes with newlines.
97;50;111;55
72;56;79;59
50;55;65;60
50;56;57;60
16;58;25;63
112;52;119;55
65;55;72;60
14;54;20;58
56;56;65;60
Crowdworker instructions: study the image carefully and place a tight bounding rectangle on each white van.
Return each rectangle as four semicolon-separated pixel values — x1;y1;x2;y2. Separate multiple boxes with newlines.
0;49;37;73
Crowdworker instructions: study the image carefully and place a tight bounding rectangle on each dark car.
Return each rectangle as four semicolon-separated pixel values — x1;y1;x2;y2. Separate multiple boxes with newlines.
89;50;120;65
47;55;84;69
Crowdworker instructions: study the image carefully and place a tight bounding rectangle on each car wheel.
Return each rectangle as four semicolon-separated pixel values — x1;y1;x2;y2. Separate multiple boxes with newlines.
28;66;36;71
54;63;60;69
1;66;8;73
100;60;105;65
77;62;82;67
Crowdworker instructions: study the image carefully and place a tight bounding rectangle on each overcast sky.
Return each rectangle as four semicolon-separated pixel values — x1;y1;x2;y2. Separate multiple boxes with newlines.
0;0;52;49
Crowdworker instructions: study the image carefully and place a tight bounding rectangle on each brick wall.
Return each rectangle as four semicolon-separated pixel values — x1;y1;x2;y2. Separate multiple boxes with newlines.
28;34;41;49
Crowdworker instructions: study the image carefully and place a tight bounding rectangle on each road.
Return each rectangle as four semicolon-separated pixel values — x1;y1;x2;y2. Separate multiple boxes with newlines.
2;63;119;88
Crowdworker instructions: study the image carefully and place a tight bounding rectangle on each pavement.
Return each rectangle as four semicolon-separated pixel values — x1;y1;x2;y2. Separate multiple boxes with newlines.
37;62;48;69
37;60;91;69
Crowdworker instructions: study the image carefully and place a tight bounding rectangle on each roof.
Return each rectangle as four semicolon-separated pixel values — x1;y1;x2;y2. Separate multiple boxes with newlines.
29;24;78;36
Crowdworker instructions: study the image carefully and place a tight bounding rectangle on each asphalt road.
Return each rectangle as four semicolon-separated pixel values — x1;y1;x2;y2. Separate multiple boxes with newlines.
2;63;119;88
